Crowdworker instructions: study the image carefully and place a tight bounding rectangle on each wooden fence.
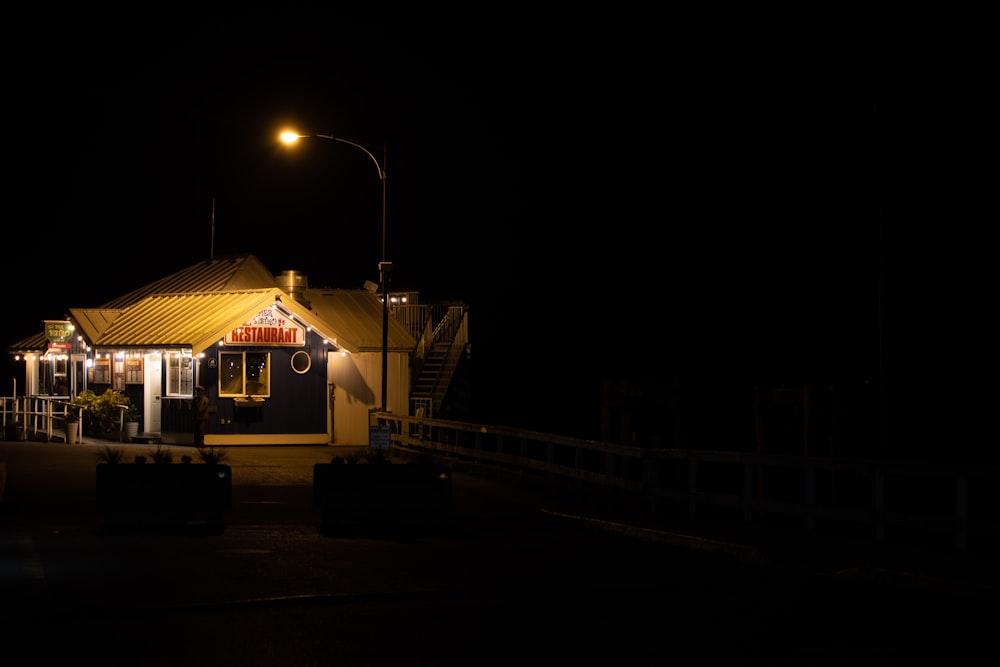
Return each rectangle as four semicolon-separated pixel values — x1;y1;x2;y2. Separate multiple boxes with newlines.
377;412;1000;556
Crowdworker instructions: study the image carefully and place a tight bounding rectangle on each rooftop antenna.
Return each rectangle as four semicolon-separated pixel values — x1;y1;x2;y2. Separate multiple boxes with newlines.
210;198;216;260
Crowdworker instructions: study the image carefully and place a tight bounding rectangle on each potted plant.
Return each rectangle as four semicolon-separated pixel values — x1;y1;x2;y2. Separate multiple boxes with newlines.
63;407;81;444
122;405;140;442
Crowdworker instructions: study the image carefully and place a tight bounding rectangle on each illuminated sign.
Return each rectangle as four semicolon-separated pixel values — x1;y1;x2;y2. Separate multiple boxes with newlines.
224;308;305;346
45;320;74;345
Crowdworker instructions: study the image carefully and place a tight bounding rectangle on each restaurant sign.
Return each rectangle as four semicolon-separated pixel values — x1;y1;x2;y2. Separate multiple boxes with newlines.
225;308;305;346
44;320;74;346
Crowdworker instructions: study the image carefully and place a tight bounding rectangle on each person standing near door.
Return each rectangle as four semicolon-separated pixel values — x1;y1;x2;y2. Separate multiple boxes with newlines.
194;385;209;447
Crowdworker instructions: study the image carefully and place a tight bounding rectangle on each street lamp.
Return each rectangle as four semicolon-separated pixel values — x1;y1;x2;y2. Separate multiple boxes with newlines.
280;130;391;412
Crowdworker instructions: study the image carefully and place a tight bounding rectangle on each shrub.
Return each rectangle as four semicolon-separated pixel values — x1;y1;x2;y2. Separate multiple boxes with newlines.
150;445;173;464
363;447;391;465
74;389;136;436
95;445;125;464
198;447;229;465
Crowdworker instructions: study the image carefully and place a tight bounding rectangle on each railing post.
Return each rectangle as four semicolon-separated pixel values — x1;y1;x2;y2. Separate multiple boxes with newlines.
743;461;754;524
687;459;698;520
955;476;967;552
803;465;815;531
642;449;659;511
872;470;885;542
46;398;55;442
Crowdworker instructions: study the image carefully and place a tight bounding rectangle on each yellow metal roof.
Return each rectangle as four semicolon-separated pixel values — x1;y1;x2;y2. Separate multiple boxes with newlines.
92;289;358;355
100;254;278;309
8;254;415;356
303;289;415;351
7;330;48;353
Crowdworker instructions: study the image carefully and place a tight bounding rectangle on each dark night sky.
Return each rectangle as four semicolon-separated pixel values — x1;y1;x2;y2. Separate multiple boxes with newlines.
6;10;936;446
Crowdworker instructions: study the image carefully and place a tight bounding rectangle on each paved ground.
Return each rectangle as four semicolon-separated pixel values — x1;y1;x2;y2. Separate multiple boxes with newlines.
455;455;1000;605
3;435;997;603
2;437;998;665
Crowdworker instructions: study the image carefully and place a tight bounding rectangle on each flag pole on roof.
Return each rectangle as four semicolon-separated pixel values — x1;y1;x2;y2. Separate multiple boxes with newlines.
210;198;216;261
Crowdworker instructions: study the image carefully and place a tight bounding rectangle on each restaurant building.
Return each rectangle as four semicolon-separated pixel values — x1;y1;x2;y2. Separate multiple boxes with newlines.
6;254;470;446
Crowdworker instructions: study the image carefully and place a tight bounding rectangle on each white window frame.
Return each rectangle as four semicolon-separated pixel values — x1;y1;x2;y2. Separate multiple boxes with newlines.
219;351;271;398
166;353;194;397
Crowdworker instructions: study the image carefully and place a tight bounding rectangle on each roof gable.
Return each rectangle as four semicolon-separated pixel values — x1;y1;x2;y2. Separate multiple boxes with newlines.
68;308;125;345
100;254;277;309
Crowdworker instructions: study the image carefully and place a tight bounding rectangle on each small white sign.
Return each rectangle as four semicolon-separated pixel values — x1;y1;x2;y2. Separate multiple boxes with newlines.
369;424;392;450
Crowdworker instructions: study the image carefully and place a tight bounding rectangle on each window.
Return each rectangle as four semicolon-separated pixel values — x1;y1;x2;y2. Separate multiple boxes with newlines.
291;350;311;374
53;357;68;395
125;353;143;384
93;357;111;385
39;358;53;394
220;351;270;397
166;353;194;397
112;354;125;390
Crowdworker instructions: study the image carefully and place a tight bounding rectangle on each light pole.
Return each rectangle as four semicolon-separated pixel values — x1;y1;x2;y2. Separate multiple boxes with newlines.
280;131;391;412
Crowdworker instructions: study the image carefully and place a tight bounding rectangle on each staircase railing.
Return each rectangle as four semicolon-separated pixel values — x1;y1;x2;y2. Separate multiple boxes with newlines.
408;305;468;418
410;312;436;382
427;307;468;410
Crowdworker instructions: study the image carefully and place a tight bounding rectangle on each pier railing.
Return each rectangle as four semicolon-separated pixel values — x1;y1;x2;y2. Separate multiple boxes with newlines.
376;412;1000;556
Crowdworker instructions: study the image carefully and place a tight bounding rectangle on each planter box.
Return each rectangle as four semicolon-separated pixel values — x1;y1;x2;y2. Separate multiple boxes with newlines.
4;424;25;441
313;462;452;528
96;463;232;529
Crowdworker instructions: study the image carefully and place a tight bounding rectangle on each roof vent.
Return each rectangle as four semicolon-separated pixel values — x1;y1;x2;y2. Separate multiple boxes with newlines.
276;270;310;307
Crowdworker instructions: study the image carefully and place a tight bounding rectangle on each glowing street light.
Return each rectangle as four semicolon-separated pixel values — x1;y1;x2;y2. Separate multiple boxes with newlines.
280;130;391;413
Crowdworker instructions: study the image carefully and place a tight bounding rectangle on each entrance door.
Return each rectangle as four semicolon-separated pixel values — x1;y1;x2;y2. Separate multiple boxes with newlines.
327;349;374;445
70;354;86;398
144;354;162;434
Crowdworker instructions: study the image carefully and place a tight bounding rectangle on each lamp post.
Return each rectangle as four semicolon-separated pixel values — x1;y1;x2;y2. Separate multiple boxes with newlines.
280;131;391;412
